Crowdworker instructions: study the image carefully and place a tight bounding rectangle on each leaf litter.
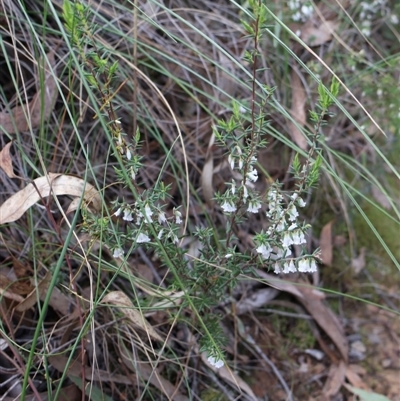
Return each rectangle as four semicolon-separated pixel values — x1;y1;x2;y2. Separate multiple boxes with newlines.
288;69;308;151
0;52;57;133
0;173;101;224
1;0;399;400
101;290;164;343
0;141;18;178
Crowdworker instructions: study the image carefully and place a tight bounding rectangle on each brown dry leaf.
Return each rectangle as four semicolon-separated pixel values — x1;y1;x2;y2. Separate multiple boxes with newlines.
371;186;393;210
383;369;400;399
150;290;184;311
216;52;237;103
40;286;73;316
288;70;308;150
65;197;85;215
0;53;57;133
12;256;32;279
316;0;351;20
4;278;32;296
345;365;370;390
0;274;25;302
136;364;189;401
201;132;215;205
49;355;133;384
102;291;163;342
7;257;33;295
57;384;81;401
334;235;347;247
121;355;189;401
351;247;366;275
16;271;52;312
320;220;334;265
0;173;101;225
296;285;349;362
322;361;346;398
300;20;339;47
136;263;154;282
256;269;304;299
1;384;81;401
260;272;348;362
0;141;17;178
201;352;257;399
236;287;279;314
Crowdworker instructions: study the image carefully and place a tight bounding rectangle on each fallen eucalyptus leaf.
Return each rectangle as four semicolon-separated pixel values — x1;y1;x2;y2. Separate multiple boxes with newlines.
0;173;101;224
0;53;58;133
0;141;17;178
102;291;163;342
288;70;308;150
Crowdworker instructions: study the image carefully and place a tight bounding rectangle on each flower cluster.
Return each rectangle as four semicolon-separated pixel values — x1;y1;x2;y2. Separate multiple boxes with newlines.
216;97;319;275
357;0;398;37
253;186;317;274
207;355;224;369
219;151;262;215
218;138;318;275
288;0;314;22
111;202;182;258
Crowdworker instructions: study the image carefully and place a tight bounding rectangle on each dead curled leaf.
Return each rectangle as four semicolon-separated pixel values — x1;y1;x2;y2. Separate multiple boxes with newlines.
351;247;366;275
299;20;339;47
201;132;215;206
0;52;58;133
295;285;349;363
0;173;101;225
49;355;133;384
288;70;308;151
371;186;393;210
0;275;25;303
120;346;189;401
260;271;348;363
0;272;31;297
345;364;370;390
255;269;304;299
101;291;164;342
235;287;279;314
15;271;52;312
40;286;74;316
320;220;334;266
201;351;257;399
1;384;81;401
216;52;237;103
0;141;17;178
323;361;346;398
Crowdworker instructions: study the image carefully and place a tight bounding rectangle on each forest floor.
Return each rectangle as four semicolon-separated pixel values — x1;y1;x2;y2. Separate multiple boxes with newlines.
0;0;399;400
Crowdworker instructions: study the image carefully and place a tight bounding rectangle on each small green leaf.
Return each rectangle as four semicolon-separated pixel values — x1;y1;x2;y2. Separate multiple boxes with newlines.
258;4;268;25
292;153;300;174
318;82;329;108
242;20;254;35
226;115;236;133
76;2;85;15
243;50;253;63
309;110;319;122
62;0;74;31
312;154;322;174
330;76;340;98
108;60;119;77
308;154;323;186
85;73;97;87
232;101;240;119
